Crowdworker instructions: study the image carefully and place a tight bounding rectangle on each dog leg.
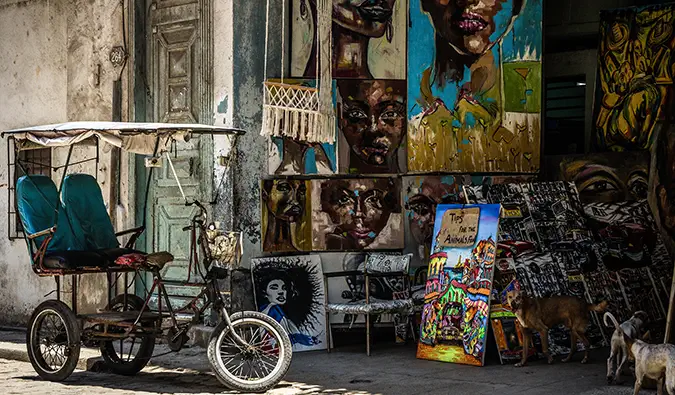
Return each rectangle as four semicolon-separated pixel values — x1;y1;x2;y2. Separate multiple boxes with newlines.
515;329;530;367
634;377;643;395
615;350;628;385
539;329;554;364
607;344;617;384
658;377;664;395
578;332;591;364
563;331;577;363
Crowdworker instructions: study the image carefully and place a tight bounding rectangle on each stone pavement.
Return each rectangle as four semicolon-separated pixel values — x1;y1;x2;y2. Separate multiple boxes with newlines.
0;329;654;394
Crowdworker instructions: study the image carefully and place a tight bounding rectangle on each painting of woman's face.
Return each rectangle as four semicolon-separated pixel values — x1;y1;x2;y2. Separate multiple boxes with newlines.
312;0;397;37
321;179;398;248
338;80;406;170
407;177;460;245
421;0;509;55
263;180;307;222
265;279;288;305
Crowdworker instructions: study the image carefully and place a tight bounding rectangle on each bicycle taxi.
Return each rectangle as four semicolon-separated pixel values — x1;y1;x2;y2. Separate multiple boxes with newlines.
2;122;292;392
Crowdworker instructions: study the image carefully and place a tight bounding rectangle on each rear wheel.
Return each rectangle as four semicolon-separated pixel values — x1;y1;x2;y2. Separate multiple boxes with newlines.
27;300;81;381
99;294;156;376
207;311;292;392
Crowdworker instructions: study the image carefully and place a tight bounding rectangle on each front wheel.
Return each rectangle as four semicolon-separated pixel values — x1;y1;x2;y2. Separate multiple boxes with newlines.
207;311;292;392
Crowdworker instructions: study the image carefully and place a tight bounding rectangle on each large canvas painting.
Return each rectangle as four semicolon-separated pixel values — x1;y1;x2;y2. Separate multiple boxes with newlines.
291;0;407;79
593;4;675;152
261;178;312;253
417;204;500;366
267;79;337;175
311;177;404;250
251;255;327;352
337;79;407;174
407;0;542;173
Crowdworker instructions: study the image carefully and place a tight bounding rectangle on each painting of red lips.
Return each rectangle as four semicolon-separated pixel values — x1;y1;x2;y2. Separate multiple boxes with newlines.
453;12;489;34
311;177;403;251
337;79;406;174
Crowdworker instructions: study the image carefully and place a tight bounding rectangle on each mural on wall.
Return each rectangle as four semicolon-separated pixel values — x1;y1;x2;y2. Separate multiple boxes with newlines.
291;0;407;79
252;255;327;352
403;175;536;268
650;124;675;258
593;4;675;152
417;204;500;366
311;177;403;250
550;152;672;341
337;79;407;174
267;79;338;175
407;0;542;173
261;178;312;252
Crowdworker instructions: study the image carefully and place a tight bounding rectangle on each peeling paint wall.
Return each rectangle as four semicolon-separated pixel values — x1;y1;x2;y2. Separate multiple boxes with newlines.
0;0;127;325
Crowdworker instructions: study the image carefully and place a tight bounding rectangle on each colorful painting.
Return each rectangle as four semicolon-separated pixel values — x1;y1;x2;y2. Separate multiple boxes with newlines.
261;178;312;252
403;175;536;268
337;79;407;174
267;79;337;175
407;0;542;173
593;4;675;151
311;177;403;250
417;204;500;366
291;0;407;79
490;304;535;364
251;255;327;352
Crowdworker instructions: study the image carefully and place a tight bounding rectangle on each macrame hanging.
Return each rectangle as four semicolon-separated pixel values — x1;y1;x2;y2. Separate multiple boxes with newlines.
260;0;335;144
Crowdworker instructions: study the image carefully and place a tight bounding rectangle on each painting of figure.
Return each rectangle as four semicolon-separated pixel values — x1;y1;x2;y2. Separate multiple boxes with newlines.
593;4;675;151
417;204;500;366
407;0;542;172
261;179;312;252
311;177;403;250
337;79;406;174
291;0;407;79
267;79;337;175
252;255;327;352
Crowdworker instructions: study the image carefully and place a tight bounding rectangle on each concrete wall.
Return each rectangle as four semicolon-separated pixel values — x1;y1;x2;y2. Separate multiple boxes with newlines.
0;0;127;325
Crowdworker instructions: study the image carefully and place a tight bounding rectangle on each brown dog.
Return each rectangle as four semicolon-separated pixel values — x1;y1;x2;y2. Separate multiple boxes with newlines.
507;290;608;367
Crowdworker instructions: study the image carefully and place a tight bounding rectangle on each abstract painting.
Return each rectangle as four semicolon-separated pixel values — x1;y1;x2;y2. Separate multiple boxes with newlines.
403;175;536;268
417;204;500;366
260;178;312;252
291;0;407;79
407;0;542;172
251;255;327;352
311;177;403;250
593;4;675;151
337;79;407;174
267;79;337;175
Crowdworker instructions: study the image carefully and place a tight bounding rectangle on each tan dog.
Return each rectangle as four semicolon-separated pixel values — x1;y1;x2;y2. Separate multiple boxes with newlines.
507;290;608;367
605;310;649;385
605;312;675;395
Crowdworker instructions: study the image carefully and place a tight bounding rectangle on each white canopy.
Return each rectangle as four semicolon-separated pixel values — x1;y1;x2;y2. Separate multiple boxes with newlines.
2;121;245;155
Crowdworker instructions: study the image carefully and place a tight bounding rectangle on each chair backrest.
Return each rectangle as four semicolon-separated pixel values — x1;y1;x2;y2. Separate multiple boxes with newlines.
365;253;411;274
61;173;119;250
16;175;84;252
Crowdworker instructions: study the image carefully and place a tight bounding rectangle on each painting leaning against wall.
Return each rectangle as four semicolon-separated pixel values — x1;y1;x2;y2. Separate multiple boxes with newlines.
251;255;327;352
261;178;313;252
291;0;407;79
407;0;542;173
337;79;407;174
311;177;404;251
592;4;675;152
417;204;500;366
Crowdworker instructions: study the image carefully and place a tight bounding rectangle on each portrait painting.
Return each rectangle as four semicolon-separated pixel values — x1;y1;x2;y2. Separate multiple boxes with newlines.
593;4;675;151
291;0;407;79
311;177;403;251
260;178;312;253
337;79;407;174
252;255;327;352
407;0;542;172
417;204;500;366
267;79;337;175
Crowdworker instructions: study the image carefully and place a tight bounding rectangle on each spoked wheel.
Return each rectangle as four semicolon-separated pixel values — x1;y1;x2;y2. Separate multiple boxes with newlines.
99;294;156;376
207;311;292;392
27;300;81;381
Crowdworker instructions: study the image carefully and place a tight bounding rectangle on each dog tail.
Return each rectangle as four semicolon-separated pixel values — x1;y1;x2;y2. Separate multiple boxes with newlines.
589;300;608;312
603;311;622;333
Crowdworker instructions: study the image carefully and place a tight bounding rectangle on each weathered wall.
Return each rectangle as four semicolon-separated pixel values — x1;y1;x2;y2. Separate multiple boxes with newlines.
0;0;127;325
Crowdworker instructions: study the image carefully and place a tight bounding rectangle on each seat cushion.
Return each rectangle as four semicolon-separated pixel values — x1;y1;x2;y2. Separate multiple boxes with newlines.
326;298;414;315
43;250;109;270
